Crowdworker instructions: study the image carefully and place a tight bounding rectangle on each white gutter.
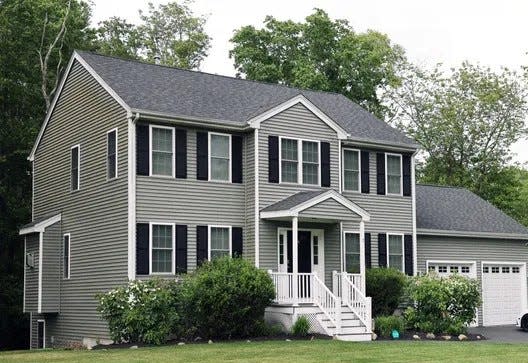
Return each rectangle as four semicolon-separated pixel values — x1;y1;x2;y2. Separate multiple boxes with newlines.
127;111;139;280
254;128;260;268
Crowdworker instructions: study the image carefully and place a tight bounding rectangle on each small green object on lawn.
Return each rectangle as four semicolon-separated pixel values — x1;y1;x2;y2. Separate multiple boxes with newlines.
391;330;400;339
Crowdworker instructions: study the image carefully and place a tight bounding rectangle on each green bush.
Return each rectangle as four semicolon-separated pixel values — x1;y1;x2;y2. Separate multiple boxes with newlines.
374;315;405;338
178;257;275;339
96;279;179;345
366;268;408;317
404;273;480;334
292;316;310;336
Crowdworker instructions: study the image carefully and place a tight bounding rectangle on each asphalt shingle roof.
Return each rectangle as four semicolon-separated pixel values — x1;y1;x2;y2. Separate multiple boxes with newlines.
261;191;328;212
416;184;528;236
77;51;418;148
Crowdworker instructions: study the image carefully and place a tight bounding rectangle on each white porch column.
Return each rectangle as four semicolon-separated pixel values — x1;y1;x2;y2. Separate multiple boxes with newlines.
359;220;366;294
292;216;299;304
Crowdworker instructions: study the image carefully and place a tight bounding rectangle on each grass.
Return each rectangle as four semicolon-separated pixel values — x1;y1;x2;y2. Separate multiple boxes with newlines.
2;340;528;363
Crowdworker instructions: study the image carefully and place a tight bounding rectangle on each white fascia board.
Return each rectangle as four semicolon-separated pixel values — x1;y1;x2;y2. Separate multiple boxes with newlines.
417;228;528;241
247;94;349;140
28;51;131;161
19;214;62;235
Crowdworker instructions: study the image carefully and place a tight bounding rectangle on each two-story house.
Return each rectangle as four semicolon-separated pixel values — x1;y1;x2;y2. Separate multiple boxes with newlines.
20;51;528;348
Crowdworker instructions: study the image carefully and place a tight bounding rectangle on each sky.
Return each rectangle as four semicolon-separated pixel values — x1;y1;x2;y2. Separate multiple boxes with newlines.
90;0;528;163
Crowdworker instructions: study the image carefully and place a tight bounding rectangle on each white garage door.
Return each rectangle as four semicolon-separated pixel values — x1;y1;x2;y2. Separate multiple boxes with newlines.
482;264;526;326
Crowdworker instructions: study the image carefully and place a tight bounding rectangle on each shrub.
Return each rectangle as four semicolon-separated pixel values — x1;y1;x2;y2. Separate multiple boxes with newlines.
366;268;408;317
96;279;179;345
292;316;310;336
374;315;405;338
404;273;480;334
178;257;275;339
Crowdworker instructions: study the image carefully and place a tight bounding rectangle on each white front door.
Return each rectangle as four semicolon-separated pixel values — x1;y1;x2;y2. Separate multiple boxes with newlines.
277;228;325;280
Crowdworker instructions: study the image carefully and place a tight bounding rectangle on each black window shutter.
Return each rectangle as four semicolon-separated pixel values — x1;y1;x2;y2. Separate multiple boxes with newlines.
136;125;149;175
361;151;370;194
175;225;187;273
402;154;412;196
378;233;387;267
175;129;187;178
404;234;413;276
321;142;331;187
268;136;279;183
376;153;386;195
196;225;208;266
365;233;372;269
136;223;149;275
232;227;243;257
232;135;243;183
196;132;208;180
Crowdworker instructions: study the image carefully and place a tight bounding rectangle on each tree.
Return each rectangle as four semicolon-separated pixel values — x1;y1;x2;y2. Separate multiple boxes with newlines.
384;61;528;223
96;17;142;60
230;9;405;117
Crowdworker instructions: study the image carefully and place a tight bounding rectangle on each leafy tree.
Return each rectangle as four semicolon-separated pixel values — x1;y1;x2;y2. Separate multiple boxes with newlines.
95;17;142;60
230;9;405;117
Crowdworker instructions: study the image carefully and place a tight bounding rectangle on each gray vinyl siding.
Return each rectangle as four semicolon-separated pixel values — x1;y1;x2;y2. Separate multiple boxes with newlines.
417;235;528;326
136;127;247;274
300;199;361;221
323;223;341;286
32;60;129;344
41;222;61;312
24;234;39;312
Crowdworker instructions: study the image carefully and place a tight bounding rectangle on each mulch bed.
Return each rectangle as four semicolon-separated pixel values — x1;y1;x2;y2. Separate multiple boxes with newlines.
376;331;486;342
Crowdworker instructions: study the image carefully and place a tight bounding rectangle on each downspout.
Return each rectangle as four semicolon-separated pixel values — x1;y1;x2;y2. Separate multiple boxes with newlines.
127;112;140;280
254;128;260;268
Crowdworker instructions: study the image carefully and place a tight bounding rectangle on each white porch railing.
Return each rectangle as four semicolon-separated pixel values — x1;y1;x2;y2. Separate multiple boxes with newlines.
269;271;341;331
333;271;372;332
332;272;364;297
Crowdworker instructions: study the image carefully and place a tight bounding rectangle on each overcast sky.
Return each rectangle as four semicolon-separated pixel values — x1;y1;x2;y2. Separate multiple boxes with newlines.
91;0;528;163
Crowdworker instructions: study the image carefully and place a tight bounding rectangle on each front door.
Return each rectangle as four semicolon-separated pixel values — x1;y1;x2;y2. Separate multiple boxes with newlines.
285;231;312;273
277;228;324;279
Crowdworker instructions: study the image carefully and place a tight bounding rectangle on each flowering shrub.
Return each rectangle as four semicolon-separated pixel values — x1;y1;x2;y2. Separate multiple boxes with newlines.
404;273;480;334
96;279;179;345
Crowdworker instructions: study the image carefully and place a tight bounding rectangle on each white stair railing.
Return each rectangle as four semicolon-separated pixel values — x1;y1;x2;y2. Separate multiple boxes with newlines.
340;272;372;332
312;273;341;332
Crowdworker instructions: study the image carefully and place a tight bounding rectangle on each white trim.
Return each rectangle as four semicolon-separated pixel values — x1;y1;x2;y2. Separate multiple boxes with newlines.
31;161;34;219
208;131;232;183
254;129;260;268
411;153;417;276
426;260;477;278
386;233;405;273
37;319;46;349
19;213;62;235
338;140;342;193
71;144;81;191
149;124;175;178
208;225;233;260
385;153;403;196
106;128;118;180
149;222;176;275
417;228;528;240
29;51;131;161
63;233;71;279
127;112;138;280
341;148;361;193
247;94;348;139
278;136;321;186
276;227;325;276
23;237;26;312
38;231;43;313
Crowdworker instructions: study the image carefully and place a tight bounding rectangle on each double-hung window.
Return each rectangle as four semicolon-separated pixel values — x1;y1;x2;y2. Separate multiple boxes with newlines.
280;138;320;185
63;234;70;279
209;226;231;260
150;126;174;177
387;234;404;272
344;232;361;273
71;145;80;191
107;128;118;179
150;223;174;274
386;154;402;195
209;133;231;181
343;149;360;191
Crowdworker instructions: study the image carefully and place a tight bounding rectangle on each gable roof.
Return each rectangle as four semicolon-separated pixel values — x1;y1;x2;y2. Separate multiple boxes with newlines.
19;213;61;235
416;184;528;239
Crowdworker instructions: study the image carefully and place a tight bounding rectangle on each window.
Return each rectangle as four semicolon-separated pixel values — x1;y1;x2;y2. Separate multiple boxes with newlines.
107;129;118;179
428;265;436;272
209;226;231;260
461;266;470;274
150;224;174;274
313;235;319;265
150;126;174;177
502;266;510;273
280;137;320;185
345;233;360;274
387;234;404;272
386;154;402;195
513;266;521;273
450;265;459;273
71;145;80;191
491;266;500;273
483;266;489;273
343;149;360;191
63;234;70;279
279;234;284;265
209;133;231;181
438;265;448;273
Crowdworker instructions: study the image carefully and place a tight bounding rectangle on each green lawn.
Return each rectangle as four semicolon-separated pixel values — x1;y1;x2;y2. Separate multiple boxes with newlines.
2;340;528;363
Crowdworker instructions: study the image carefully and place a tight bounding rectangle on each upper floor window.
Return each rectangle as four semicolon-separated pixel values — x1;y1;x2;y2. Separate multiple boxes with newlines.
107;128;118;179
343;149;360;192
150;125;174;177
63;234;70;279
150;223;174;274
387;234;404;272
344;232;360;273
386;153;402;195
209;226;231;260
280;137;319;185
71;145;80;191
209;133;231;182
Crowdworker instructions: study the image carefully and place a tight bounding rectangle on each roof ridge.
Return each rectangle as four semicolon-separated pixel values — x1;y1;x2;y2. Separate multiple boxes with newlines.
417;183;467;190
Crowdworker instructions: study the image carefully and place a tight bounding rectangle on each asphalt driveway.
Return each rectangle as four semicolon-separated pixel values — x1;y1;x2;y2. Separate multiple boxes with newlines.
469;325;528;342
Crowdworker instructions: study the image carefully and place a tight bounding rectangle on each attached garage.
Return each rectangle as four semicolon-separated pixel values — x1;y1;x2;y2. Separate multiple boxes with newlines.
416;184;528;327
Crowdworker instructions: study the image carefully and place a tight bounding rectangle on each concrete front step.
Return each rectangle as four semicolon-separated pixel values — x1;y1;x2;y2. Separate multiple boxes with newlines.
335;333;372;342
326;326;369;335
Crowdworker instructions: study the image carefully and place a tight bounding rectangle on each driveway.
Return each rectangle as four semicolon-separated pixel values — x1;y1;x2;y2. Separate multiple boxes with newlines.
469;325;528;342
